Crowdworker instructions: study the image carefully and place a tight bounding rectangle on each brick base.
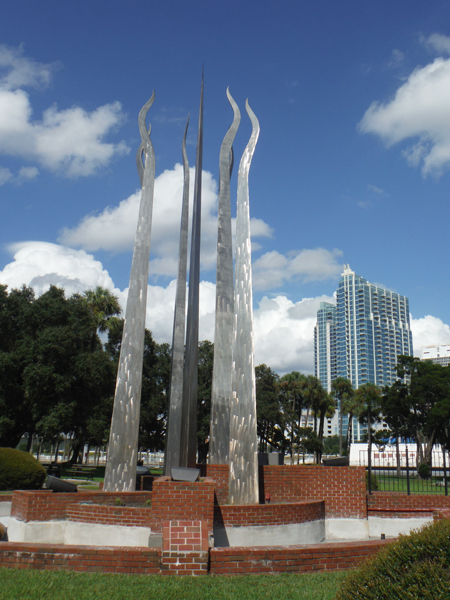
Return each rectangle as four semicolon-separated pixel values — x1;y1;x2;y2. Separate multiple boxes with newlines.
0;539;390;576
210;540;390;574
0;542;160;574
161;551;209;576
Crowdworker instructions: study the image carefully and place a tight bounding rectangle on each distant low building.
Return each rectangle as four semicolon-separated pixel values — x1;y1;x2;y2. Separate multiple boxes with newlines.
421;344;450;367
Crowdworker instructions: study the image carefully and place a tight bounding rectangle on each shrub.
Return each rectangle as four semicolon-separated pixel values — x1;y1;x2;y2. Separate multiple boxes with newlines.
336;518;450;600
418;462;431;480
365;471;378;491
0;448;46;491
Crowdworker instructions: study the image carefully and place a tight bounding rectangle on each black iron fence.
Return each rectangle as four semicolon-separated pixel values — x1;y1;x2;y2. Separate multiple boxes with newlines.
362;447;449;496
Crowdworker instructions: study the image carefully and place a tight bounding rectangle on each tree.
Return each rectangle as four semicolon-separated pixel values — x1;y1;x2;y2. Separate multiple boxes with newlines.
277;372;307;460
105;320;172;453
82;286;122;333
331;377;353;456
316;390;335;463
342;390;362;455
197;341;214;464
355;383;382;473
381;380;413;476
255;364;283;452
0;285;115;456
396;355;450;468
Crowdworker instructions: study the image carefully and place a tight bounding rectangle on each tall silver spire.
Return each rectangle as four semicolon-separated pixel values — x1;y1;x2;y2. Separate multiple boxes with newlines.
209;89;241;465
228;100;260;504
104;94;156;492
180;73;204;468
164;116;190;475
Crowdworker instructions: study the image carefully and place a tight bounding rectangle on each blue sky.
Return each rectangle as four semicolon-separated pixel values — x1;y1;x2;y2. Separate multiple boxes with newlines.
0;0;449;374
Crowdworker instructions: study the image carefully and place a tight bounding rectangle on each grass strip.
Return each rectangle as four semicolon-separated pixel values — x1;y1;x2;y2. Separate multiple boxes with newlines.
0;568;346;600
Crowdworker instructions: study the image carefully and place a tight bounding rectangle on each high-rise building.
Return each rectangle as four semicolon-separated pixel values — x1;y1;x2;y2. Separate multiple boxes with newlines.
336;265;413;388
314;302;337;393
314;265;414;440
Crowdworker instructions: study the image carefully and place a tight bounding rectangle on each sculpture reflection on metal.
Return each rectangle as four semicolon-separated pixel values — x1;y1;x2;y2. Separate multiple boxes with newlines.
228;100;260;505
209;89;240;465
180;72;204;468
104;93;156;492
164;116;190;476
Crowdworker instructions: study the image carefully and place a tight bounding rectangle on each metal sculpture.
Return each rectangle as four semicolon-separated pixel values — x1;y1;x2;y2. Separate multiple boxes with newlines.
179;73;204;468
228;100;260;504
209;89;240;465
164;116;190;476
104;93;156;492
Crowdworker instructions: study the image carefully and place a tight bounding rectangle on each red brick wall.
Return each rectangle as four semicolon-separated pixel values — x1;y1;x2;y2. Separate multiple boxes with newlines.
261;466;367;518
210;539;390;575
214;500;324;528
368;492;450;517
198;464;229;504
0;542;160;574
11;490;153;523
151;477;215;534
66;505;153;528
162;520;209;552
0;537;394;576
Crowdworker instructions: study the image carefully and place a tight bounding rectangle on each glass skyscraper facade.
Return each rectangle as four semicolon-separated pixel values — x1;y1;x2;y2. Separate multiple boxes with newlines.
314;265;414;439
335;265;413;388
314;302;337;393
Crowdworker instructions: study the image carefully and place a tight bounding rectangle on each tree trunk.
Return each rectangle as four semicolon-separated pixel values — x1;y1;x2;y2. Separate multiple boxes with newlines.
26;433;33;452
395;432;401;478
346;414;353;455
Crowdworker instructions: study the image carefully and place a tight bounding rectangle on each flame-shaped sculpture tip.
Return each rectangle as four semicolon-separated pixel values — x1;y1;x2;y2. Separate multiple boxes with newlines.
138;92;155;145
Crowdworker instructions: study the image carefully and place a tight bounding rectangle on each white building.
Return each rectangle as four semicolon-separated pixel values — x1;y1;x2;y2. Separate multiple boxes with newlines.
421;344;450;367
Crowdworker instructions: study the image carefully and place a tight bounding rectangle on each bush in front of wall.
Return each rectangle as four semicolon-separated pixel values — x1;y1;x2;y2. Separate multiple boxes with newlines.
336;518;450;600
0;448;46;491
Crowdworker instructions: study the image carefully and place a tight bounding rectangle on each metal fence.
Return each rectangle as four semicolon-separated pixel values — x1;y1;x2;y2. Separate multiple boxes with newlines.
361;447;449;496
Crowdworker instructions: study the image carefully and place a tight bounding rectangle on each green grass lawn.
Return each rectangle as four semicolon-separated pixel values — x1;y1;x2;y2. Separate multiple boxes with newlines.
376;475;448;494
0;569;346;600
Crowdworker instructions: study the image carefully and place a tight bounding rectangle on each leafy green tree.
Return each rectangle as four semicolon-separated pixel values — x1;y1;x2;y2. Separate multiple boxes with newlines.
255;364;283;452
0;285;115;456
381;380;413;475
105;320;171;452
396;355;450;468
197;340;214;464
277;372;307;460
323;434;340;455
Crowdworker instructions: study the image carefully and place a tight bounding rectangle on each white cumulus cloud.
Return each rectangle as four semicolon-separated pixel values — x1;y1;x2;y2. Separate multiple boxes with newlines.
252;248;343;291
0;45;129;177
359;52;450;176
254;294;335;374
411;315;450;356
59;164;273;276
0;242;118;298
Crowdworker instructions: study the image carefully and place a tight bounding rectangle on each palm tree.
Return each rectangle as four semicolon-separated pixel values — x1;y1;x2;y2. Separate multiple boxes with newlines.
83;287;122;333
342;389;361;455
331;377;353;456
317;392;335;463
355;383;382;476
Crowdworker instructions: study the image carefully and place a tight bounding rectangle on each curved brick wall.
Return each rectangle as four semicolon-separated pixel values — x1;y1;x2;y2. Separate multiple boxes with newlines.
214;500;325;528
